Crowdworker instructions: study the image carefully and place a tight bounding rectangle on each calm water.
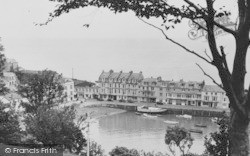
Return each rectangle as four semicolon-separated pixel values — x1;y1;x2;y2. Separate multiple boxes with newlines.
89;111;218;155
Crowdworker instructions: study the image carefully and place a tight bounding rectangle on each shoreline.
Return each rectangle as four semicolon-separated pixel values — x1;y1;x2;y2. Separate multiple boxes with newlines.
75;104;127;120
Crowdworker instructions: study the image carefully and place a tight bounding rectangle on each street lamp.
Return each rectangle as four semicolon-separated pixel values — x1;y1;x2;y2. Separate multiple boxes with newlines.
79;111;95;156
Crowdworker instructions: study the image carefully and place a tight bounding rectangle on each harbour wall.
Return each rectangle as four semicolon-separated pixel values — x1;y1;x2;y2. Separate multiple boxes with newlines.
83;101;228;117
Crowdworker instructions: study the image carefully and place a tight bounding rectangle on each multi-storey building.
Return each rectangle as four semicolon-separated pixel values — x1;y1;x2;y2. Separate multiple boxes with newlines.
137;77;161;103
75;83;99;99
96;70;144;101
155;79;204;106
201;85;229;108
79;70;229;108
62;78;75;102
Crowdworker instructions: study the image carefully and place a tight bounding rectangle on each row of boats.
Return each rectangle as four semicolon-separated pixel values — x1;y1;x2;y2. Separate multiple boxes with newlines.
136;106;218;134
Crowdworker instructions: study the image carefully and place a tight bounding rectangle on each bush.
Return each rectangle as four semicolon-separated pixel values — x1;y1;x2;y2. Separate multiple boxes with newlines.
165;126;193;156
109;146;168;156
204;113;229;156
24;106;86;154
81;141;105;156
0;103;22;145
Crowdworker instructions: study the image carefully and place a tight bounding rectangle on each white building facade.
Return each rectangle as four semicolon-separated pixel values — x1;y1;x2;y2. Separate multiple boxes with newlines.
62;78;75;102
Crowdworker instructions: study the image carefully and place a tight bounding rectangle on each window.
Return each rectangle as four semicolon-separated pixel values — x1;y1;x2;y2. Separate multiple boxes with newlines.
204;96;209;101
160;88;163;91
160;93;163;96
212;96;217;101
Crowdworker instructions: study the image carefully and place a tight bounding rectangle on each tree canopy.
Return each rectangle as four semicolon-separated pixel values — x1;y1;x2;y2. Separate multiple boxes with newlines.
18;70;65;114
24;106;86;154
0;102;23;145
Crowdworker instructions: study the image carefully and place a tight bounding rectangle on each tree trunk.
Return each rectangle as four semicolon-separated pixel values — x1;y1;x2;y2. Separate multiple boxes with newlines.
230;109;250;156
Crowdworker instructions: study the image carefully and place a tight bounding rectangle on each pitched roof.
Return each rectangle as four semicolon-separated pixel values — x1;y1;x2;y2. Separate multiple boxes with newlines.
75;82;94;87
142;77;158;82
203;85;225;93
98;70;144;81
109;72;121;79
99;71;111;79
128;73;144;81
119;72;130;79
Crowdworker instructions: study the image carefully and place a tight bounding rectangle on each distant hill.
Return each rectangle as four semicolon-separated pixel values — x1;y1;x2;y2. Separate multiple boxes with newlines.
73;79;95;87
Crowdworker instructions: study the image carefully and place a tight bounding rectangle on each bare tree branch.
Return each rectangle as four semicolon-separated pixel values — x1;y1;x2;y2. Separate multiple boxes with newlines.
213;22;237;36
204;49;212;61
138;17;212;65
219;46;231;76
196;63;224;89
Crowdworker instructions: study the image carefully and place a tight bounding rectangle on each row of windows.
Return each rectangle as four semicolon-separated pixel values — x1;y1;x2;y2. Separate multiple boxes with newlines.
159;93;202;98
100;78;138;83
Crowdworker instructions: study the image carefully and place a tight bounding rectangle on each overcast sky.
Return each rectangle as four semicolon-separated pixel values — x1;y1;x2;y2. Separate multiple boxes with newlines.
0;0;249;86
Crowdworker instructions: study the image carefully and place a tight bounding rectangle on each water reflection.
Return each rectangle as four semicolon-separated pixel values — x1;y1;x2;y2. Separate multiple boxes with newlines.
89;111;218;154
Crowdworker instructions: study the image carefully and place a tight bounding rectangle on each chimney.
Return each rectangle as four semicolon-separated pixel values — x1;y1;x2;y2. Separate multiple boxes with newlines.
157;76;162;81
109;69;113;73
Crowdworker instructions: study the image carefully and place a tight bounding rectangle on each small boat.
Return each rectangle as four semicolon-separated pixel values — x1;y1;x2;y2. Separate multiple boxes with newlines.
137;106;167;114
143;113;158;118
164;120;179;125
189;129;203;134
176;114;192;119
135;112;142;115
195;124;207;128
211;117;218;123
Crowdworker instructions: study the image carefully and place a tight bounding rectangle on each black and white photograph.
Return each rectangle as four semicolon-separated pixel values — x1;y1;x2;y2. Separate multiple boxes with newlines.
0;0;250;156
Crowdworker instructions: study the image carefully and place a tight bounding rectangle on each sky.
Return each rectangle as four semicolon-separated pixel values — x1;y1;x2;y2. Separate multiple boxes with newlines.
0;0;249;87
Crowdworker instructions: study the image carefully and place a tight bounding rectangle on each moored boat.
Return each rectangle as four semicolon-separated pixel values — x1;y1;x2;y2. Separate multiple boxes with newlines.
135;112;142;115
137;106;167;114
195;124;207;128
176;114;192;119
164;120;179;124
189;129;203;134
211;117;218;123
143;113;158;118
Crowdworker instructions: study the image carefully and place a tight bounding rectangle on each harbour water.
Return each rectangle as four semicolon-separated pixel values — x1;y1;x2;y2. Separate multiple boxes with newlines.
89;111;218;155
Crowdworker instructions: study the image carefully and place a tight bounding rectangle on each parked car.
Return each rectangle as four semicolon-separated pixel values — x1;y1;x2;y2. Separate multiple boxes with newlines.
119;99;126;103
107;98;113;102
156;101;163;105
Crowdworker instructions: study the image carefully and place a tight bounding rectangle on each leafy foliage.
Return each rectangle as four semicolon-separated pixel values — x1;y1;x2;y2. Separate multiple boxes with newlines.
204;113;229;156
18;70;65;114
80;141;105;156
0;52;5;76
109;146;168;156
0;43;9;95
165;126;193;156
0;102;22;145
24;106;86;154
